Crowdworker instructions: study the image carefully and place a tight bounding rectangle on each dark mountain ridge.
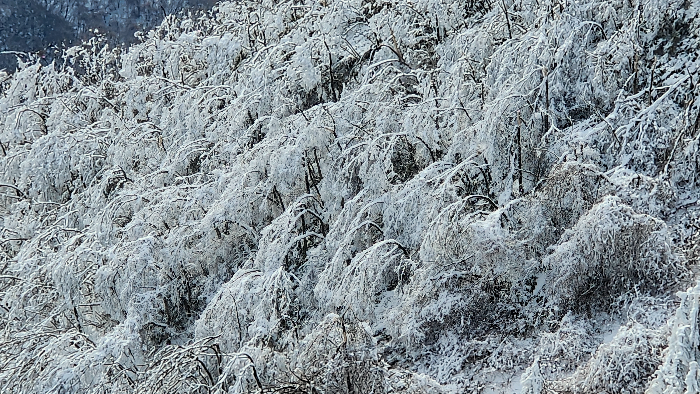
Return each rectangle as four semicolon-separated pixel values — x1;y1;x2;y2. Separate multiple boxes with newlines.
0;0;215;71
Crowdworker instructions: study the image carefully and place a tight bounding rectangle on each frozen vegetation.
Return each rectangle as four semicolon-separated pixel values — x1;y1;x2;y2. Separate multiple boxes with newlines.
0;0;699;392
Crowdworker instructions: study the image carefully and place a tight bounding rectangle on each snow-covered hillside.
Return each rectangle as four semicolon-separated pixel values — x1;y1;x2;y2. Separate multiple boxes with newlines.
1;0;699;392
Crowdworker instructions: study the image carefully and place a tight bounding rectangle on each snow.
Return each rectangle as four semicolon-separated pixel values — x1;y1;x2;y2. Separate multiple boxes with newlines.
0;0;700;392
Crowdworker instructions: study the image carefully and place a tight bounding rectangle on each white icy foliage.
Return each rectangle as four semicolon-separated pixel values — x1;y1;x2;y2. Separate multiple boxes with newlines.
647;283;700;394
1;0;700;392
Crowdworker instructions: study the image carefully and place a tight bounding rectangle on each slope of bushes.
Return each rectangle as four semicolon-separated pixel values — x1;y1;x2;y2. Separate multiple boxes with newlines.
1;0;699;392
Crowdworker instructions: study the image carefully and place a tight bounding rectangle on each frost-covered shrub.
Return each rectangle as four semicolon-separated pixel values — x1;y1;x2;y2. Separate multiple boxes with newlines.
195;267;299;353
543;196;686;313
535;313;599;375
647;282;700;394
558;322;667;394
389;162;604;345
289;314;384;394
